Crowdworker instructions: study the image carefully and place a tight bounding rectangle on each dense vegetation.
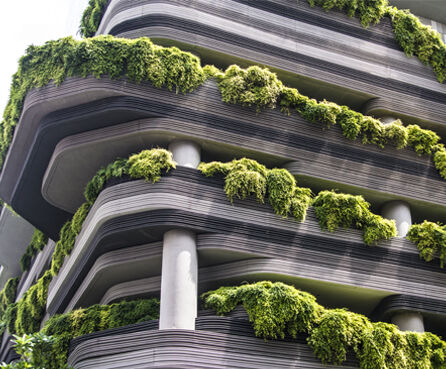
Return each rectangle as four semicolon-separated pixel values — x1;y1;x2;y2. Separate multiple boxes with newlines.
1;298;160;369
20;230;48;272
1;35;445;183
80;0;446;82
407;221;446;268
204;281;446;369
0;149;174;337
200;159;396;244
199;158;313;222
313;191;396;245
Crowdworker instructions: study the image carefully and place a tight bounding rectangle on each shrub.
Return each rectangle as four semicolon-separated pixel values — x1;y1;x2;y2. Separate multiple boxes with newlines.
312;191;396;244
199;159;312;221
20;230;48;272
0;278;19;319
307;0;389;27
202;281;322;339
407;221;446;267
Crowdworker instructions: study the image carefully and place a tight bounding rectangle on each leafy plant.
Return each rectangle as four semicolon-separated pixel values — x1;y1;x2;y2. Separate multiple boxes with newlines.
387;7;446;83
204;281;446;368
312;191;396;245
80;0;109;38
202;281;323;339
307;0;389;27
0;333;57;369
407;221;446;267
20;230;48;272
0;278;19;320
39;298;159;368
199;158;312;221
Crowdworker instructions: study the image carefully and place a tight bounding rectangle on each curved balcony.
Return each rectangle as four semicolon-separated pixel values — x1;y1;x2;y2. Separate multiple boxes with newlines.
46;169;446;318
96;0;446;127
1;78;444;239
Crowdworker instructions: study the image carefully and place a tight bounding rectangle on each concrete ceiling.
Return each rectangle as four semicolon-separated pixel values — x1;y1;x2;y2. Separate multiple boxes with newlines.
389;0;446;24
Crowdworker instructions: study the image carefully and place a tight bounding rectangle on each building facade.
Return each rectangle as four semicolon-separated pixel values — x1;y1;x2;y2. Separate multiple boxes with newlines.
0;0;445;367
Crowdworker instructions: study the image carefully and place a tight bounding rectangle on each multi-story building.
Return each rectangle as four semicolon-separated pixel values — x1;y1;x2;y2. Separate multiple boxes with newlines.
0;0;445;367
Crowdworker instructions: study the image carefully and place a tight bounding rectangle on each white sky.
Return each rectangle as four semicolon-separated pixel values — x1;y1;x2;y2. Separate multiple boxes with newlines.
0;0;90;113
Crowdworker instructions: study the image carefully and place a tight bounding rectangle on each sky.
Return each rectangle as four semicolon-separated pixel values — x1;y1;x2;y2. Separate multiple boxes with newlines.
0;0;90;113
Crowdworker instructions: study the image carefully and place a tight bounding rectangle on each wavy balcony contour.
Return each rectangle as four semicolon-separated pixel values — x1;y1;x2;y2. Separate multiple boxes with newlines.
96;0;446;127
41;110;445;221
1;76;443;239
68;316;357;369
46;169;446;317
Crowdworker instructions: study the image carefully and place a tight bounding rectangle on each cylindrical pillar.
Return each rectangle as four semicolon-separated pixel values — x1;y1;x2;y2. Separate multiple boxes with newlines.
160;140;200;330
381;200;412;237
160;229;198;329
168;140;200;168
391;312;424;332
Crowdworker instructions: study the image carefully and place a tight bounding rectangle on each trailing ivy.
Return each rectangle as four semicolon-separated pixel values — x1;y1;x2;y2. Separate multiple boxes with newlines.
407;221;446;268
387;7;446;83
204;281;446;369
1;299;159;369
20;229;48;272
0;36;205;172
198;158;313;222
202;281;323;339
1;149;174;338
0;278;19;321
305;1;446;82
312;191;396;245
80;0;109;38
39;298;160;368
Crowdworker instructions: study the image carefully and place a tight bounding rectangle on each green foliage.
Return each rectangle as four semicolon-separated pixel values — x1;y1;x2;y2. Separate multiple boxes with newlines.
387;7;446;83
434;145;446;179
14;272;52;335
307;0;389;27
308;309;372;364
20;230;48;272
202;281;323;339
41;299;159;368
357;322;408;369
0;333;57;369
84;158;129;204
199;159;312;221
360;116;385;147
336;106;363;140
0;36;206;172
80;0;109;38
204;281;446;368
383;119;409;149
304;0;445;82
407;124;440;156
407;221;446;267
312;191;396;245
127;149;176;182
0;278;19;319
217;65;283;111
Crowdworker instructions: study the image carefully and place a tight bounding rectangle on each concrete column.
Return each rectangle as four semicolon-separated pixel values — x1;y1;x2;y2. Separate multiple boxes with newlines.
391;312;424;332
381;200;412;237
169;140;200;168
160;229;198;329
160;140;200;330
